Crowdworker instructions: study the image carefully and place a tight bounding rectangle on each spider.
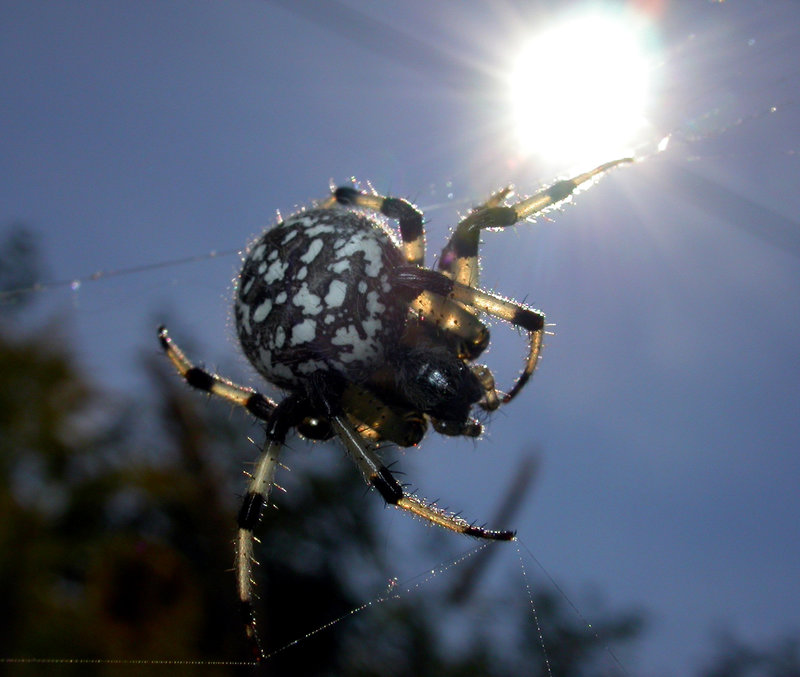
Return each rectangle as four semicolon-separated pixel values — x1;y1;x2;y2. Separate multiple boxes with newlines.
157;158;630;661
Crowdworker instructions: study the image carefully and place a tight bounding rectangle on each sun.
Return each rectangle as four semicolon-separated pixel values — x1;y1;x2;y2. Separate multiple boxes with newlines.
508;8;656;168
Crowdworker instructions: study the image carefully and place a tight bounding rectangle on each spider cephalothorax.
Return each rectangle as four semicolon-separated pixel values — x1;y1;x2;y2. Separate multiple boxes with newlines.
157;158;630;661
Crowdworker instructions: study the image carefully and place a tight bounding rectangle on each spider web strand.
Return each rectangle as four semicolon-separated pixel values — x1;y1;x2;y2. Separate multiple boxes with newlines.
0;658;256;666
517;538;632;677
0;248;239;302
515;542;553;677
261;542;493;660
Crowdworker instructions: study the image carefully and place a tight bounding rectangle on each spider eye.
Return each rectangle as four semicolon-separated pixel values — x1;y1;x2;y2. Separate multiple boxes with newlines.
296;417;334;441
417;364;451;393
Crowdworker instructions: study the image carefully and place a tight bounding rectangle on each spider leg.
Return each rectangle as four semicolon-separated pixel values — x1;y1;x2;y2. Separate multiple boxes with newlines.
237;438;280;663
470;363;500;412
439;158;633;286
157;325;277;421
408;291;489;360
321;187;425;266
236;395;306;663
330;413;515;540
430;415;483;437
159;326;300;661
395;267;545;404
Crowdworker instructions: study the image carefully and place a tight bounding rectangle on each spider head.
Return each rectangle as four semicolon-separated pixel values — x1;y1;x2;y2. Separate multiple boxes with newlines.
395;345;483;426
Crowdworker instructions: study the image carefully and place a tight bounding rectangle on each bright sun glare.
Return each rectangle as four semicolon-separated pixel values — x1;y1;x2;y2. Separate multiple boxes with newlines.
509;8;654;167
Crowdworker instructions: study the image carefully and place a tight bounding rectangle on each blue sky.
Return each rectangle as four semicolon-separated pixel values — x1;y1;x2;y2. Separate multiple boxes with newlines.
2;1;799;674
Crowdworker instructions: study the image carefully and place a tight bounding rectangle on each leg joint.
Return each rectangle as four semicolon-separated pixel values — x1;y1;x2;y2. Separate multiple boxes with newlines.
332;186;360;205
372;467;404;505
237;491;265;531
185;367;214;392
245;393;276;420
513;307;545;332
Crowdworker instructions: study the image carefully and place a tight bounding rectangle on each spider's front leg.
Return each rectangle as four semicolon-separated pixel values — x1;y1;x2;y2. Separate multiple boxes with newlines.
330;412;515;541
439;158;633;286
395;267;545;403
343;166;630;406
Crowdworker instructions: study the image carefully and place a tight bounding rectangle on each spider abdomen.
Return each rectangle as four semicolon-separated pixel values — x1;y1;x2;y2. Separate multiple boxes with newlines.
235;208;407;389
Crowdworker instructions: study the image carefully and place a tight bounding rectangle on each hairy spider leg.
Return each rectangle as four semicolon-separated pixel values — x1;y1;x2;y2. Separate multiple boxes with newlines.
237;396;306;663
422;159;631;402
439;158;633;287
329;412;515;540
236;435;282;663
157;325;277;419
157;326;288;661
394;267;545;404
437;185;513;286
321;187;426;266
